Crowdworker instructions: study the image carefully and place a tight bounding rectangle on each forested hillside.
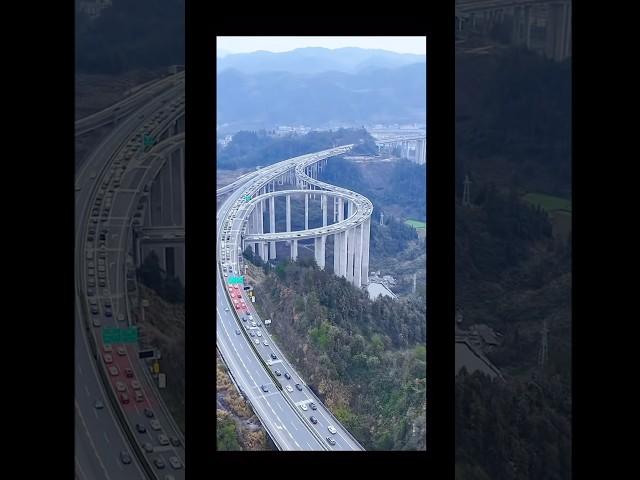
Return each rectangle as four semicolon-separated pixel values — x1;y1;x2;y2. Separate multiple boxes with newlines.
217;128;377;170
248;259;426;450
455;44;571;479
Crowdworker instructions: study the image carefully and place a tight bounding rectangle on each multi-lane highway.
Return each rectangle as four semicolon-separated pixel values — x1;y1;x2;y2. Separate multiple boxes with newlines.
216;149;367;451
75;73;185;478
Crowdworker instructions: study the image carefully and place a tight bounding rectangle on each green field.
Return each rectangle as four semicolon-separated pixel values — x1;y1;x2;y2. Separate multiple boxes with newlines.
523;193;571;213
405;219;427;229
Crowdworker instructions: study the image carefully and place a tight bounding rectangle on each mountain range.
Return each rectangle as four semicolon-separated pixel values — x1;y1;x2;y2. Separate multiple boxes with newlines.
216;47;426;75
217;60;426;131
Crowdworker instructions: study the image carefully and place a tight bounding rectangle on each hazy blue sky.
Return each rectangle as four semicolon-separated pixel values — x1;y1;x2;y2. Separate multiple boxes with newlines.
217;36;427;55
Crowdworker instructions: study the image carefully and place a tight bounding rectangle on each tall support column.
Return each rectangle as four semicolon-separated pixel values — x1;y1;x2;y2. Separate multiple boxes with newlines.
305;194;309;230
322;194;327;227
339;230;348;278
314;236;320;267
269;196;276;259
361;217;371;285
524;5;532;48
346;227;355;283
286;195;291;233
347;200;353;219
319;235;326;270
258;200;265;261
333;196;338;223
291;239;298;261
354;224;363;288
333;233;340;274
338;198;344;222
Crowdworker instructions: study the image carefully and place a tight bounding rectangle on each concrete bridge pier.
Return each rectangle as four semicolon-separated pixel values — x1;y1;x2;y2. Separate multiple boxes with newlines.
269;196;276;259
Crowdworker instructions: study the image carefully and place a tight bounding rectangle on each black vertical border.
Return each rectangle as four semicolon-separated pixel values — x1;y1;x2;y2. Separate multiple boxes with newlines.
186;8;454;477
185;0;219;472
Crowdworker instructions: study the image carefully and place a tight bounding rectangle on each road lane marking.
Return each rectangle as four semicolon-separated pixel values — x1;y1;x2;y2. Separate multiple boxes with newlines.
75;400;112;480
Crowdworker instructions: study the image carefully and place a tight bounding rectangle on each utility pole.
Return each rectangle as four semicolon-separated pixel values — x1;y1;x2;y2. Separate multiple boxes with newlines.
380;211;384;226
462;174;471;207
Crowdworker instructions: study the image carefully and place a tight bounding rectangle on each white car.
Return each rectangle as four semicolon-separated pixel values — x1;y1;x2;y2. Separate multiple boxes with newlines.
328;425;337;434
300;403;308;411
254;338;260;345
256;331;262;337
285;385;293;393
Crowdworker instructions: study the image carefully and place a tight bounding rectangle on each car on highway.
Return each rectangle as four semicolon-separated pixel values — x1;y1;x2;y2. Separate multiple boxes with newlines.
108;365;119;376
116;346;126;356
295;383;303;391
158;434;170;446
249;331;255;337
255;338;260;345
284;372;291;380
124;367;134;378
256;331;262;337
115;381;127;392
274;369;281;376
261;385;269;393
143;442;154;453
170;436;181;447
309;416;318;424
154;457;166;469
263;340;269;346
224;307;229;312
103;343;112;352
150;419;161;431
285;385;293;393
144;408;155;418
103;353;113;364
136;423;147;434
300;403;308;411
326;436;336;446
135;390;144;402
271;353;278;360
90;305;99;315
169;456;183;469
92;317;101;327
120;451;132;465
131;380;141;389
235;329;241;335
328;425;337;434
119;392;129;404
117;313;126;322
94;399;104;409
309;402;317;410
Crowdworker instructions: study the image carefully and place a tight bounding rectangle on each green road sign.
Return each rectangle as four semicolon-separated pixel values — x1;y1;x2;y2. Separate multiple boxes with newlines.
102;327;138;344
228;276;244;285
121;327;139;343
103;328;120;344
243;195;252;202
143;134;155;147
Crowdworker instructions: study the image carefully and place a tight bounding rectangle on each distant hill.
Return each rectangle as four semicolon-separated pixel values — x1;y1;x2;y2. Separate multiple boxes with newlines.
216;47;426;75
217;62;426;130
